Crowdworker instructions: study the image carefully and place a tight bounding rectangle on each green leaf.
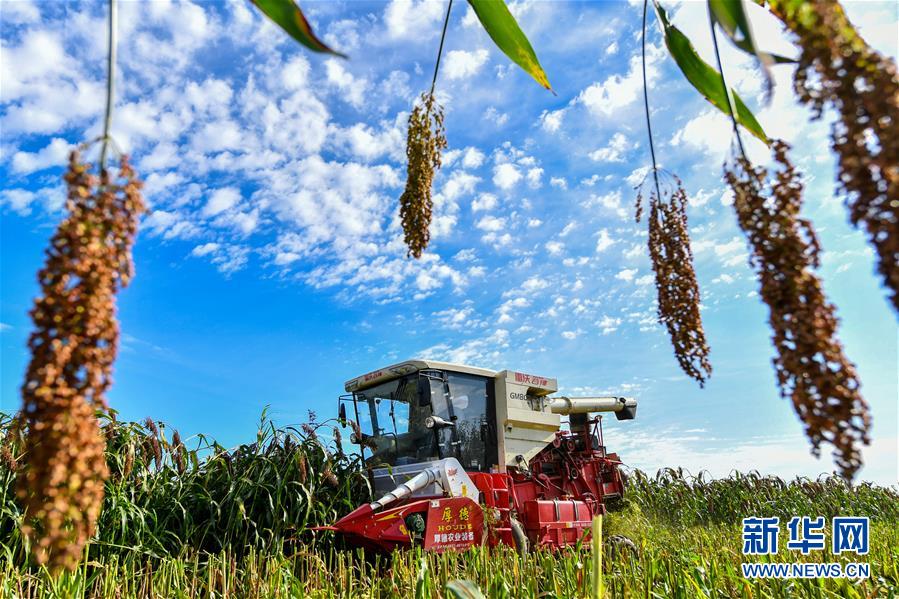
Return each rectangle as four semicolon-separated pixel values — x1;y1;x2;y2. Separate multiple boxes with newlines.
708;0;795;65
250;0;346;58
653;1;768;145
467;0;552;91
445;580;488;599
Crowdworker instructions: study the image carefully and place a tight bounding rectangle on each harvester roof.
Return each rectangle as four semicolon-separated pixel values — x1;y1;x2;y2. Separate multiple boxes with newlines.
345;359;497;392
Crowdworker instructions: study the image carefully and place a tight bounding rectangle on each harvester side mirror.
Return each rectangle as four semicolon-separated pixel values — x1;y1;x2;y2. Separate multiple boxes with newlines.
417;377;432;407
338;403;347;424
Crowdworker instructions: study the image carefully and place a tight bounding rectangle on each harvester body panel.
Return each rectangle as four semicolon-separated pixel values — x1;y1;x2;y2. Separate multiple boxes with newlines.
331;359;636;552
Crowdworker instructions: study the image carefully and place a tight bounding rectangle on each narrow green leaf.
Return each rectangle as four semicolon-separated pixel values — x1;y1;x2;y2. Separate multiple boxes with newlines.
467;0;552;91
653;1;768;145
445;580;488;599
708;0;795;65
250;0;346;58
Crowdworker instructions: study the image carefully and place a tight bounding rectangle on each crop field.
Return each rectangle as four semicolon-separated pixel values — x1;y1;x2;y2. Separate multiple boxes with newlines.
2;411;897;598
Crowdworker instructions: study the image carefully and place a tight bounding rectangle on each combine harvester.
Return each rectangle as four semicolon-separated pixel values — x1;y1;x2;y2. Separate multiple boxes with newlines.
326;359;636;552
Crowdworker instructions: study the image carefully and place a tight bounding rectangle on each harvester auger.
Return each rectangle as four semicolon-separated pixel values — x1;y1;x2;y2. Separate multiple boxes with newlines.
323;360;636;553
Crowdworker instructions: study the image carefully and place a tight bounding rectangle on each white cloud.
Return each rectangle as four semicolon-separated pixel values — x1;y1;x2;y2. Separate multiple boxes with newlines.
670;110;731;157
587;190;627;220
11;137;70;174
191;242;220;257
0;189;37;215
596;228;615;252
550;177;567;189
444;49;489;80
143;210;200;240
526;167;543;188
616;268;638;282
204;187;241;217
472;193;498;212
493;163;522;189
545;240;564;256
384;0;445;40
577;51;660;118
476;215;506;232
540;108;567;133
597;315;621;335
484;106;509;126
587;132;632;163
325;59;369;108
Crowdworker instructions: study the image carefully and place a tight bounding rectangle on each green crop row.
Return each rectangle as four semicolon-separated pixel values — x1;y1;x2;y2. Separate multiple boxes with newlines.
2;411;897;597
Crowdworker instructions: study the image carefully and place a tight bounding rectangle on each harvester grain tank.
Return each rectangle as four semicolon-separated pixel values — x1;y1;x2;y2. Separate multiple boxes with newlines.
326;360;636;552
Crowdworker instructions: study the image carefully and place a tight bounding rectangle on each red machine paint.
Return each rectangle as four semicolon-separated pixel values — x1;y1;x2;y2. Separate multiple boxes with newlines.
329;416;625;551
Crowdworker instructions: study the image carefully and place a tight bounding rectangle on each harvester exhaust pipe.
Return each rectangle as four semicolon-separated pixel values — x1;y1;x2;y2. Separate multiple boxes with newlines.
547;396;637;421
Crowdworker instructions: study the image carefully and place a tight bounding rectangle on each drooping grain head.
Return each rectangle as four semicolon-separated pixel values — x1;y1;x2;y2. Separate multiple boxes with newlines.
724;140;870;480
171;429;185;475
16;151;145;570
399;92;447;259
771;0;899;312
636;178;712;386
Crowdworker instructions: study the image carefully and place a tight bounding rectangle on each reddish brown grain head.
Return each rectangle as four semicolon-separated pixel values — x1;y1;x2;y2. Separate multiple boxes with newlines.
724;140;870;480
399;92;447;259
772;0;899;312
636;177;712;386
17;151;145;570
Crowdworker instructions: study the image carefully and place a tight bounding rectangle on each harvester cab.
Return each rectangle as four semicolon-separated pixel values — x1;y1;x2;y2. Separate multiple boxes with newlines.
328;359;636;552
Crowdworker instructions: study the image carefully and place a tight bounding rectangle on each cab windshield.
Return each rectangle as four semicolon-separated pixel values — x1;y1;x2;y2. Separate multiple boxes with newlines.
354;371;491;470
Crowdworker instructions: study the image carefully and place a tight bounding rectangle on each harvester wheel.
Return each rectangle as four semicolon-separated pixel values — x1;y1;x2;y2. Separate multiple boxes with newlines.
510;516;529;555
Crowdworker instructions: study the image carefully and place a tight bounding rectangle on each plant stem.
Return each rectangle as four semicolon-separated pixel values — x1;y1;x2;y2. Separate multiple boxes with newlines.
99;0;117;171
642;0;663;203
428;0;454;101
708;4;747;161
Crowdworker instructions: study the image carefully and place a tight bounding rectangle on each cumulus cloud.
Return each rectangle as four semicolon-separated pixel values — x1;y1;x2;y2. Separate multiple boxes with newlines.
596;228;615;252
588;132;632;163
576;50;660;118
540;108;567;133
10;137;71;174
493;163;522;189
384;0;445;40
616;268;637;282
444;49;489;80
203;187;241;217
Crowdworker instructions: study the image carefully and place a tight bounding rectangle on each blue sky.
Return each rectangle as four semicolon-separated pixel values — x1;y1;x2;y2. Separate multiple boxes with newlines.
1;0;896;485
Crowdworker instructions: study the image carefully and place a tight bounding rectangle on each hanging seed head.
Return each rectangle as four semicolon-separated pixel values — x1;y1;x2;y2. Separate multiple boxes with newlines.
399;91;447;259
17;151;145;570
143;417;162;471
297;452;308;485
333;426;343;456
322;465;339;488
724;140;870;480
1;446;16;472
636;176;712;386
772;0;899;312
122;442;134;480
301;422;318;443
171;429;185;475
